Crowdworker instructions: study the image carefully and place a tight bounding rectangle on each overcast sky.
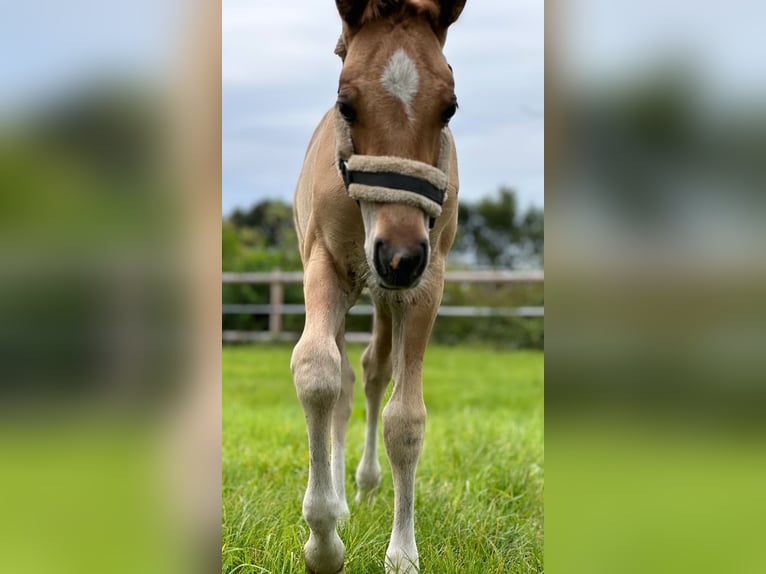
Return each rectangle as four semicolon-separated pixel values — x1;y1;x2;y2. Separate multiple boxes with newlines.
222;0;544;216
3;1;762;220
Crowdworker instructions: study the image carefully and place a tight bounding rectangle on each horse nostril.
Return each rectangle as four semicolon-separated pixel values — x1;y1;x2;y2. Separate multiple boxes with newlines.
418;240;428;260
374;239;386;273
406;244;426;274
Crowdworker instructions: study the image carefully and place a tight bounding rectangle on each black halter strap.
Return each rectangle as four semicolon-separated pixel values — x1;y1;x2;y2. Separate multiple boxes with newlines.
338;159;443;228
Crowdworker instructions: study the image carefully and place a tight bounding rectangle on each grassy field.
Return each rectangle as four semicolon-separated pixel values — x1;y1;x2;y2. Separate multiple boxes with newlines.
223;344;544;573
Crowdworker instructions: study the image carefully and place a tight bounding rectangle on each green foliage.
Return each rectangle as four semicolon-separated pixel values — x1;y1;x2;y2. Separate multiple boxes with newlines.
435;277;544;348
229;201;297;248
222;203;301;272
431;316;543;349
454;186;544;268
222;204;303;332
223;344;544;573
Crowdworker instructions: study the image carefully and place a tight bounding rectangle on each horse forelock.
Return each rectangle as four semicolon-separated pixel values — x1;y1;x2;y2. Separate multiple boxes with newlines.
358;0;440;27
335;1;445;61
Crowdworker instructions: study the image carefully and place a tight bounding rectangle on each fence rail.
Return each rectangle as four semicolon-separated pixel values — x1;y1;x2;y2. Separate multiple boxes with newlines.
223;270;543;343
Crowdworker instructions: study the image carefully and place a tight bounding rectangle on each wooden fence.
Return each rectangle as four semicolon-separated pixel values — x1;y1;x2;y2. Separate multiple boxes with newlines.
222;270;543;343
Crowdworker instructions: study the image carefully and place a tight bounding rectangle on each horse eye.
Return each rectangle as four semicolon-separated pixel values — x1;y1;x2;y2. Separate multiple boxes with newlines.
441;98;458;125
337;99;356;123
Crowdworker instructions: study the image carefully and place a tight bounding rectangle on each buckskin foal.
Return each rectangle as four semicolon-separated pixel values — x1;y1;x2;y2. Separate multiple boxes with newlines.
291;2;466;572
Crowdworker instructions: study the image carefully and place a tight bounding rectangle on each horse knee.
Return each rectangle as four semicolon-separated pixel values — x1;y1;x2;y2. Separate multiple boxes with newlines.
291;336;342;410
382;401;426;466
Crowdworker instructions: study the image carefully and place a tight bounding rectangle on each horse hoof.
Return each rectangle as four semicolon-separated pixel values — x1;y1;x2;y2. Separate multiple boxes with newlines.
305;565;344;574
385;548;419;574
303;531;345;574
305;560;345;574
355;488;378;505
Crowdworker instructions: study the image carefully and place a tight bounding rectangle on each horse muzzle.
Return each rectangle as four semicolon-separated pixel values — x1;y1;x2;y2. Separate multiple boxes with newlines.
373;238;428;289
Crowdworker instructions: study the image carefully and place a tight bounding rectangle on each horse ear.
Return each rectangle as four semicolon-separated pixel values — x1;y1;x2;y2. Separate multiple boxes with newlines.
336;0;369;27
438;0;466;28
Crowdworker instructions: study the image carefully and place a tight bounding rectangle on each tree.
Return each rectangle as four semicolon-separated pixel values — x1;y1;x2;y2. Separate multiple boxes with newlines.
225;200;301;271
229;201;296;250
453;187;544;268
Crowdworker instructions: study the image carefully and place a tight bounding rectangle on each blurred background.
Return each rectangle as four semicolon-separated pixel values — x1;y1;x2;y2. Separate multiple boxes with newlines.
0;1;220;573
549;0;766;572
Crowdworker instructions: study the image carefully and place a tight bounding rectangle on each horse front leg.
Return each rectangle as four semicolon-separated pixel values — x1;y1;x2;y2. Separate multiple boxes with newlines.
383;283;442;574
331;325;356;518
291;257;350;574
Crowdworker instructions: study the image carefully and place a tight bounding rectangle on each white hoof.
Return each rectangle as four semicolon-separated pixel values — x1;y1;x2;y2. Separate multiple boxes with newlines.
304;531;345;574
385;547;419;574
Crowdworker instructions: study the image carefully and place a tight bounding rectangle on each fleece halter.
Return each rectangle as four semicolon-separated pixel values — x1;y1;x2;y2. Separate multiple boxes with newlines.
334;108;453;229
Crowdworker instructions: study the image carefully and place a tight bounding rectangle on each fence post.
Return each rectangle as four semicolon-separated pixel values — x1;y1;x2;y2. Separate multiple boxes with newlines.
269;269;283;338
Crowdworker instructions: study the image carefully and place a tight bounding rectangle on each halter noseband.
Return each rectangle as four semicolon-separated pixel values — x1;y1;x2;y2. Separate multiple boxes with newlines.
334;109;452;229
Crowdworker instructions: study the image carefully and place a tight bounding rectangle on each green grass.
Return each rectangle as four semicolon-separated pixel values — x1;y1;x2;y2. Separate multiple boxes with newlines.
223;344;544;573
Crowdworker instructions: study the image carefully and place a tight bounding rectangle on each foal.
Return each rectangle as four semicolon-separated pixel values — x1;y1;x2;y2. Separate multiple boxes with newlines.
291;2;465;572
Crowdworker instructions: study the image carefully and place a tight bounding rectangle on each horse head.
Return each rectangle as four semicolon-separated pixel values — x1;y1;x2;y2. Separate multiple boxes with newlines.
334;0;465;289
